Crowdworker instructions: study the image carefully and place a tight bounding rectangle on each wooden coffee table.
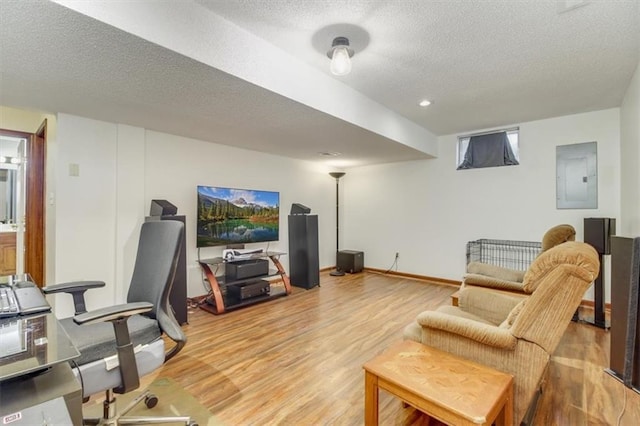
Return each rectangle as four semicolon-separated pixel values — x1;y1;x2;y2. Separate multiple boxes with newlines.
363;340;513;425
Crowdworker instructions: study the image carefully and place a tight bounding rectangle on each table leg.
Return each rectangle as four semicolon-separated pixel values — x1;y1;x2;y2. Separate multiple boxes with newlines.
269;255;292;294
495;385;513;426
364;371;379;425
198;262;225;314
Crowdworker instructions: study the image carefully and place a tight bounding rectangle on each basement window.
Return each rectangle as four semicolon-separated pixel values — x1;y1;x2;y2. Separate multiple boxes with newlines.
456;128;519;170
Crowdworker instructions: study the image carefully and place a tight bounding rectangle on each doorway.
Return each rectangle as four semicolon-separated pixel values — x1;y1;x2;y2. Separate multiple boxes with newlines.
0;122;46;286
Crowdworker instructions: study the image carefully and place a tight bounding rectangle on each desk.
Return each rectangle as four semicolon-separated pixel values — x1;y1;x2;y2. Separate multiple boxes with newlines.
0;295;82;424
0;362;82;424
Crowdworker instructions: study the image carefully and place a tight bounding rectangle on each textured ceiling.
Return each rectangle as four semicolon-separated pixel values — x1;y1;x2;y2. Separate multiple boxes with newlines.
1;0;639;167
201;0;640;135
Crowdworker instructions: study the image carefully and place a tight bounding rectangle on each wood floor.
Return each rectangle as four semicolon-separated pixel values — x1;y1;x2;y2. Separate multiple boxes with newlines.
145;271;640;425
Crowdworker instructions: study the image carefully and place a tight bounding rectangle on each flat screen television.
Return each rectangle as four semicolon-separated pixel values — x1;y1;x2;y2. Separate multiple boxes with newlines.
197;185;280;247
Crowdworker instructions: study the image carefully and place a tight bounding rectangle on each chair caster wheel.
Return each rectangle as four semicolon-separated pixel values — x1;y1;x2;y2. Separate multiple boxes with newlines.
188;422;198;426
144;394;158;408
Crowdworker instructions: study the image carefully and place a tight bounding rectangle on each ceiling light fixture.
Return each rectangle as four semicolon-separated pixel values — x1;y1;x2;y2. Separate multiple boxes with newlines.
327;37;354;76
419;100;432;107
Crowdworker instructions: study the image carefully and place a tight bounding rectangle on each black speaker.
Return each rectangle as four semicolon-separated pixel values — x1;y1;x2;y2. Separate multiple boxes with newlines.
337;250;364;274
608;236;640;389
288;214;319;289
584;217;616;254
290;203;311;215
150;199;177;217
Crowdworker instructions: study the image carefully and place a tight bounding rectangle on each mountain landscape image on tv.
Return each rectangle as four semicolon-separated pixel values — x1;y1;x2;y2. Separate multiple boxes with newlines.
197;185;280;247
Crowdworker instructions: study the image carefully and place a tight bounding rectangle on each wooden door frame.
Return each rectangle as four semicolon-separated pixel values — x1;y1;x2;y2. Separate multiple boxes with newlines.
0;123;46;286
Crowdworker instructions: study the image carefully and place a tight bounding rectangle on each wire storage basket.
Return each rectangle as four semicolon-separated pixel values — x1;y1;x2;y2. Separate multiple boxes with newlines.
466;239;542;271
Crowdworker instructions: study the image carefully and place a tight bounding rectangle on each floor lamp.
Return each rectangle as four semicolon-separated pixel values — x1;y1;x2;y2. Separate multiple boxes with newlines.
329;172;346;276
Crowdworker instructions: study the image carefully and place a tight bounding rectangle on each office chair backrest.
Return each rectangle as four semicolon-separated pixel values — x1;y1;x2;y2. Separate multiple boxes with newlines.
126;220;183;328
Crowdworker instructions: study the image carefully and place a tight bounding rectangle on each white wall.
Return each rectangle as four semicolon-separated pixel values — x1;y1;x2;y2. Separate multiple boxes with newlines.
343;108;621;301
143;130;335;299
620;59;640;237
54;114;119;316
52;114;336;317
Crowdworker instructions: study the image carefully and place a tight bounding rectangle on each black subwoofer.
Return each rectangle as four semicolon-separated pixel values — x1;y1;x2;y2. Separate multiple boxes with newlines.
337;250;364;274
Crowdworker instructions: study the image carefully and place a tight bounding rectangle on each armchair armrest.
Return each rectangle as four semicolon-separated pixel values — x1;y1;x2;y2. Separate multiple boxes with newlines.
74;302;153;325
416;310;517;350
463;274;526;293
42;281;105;315
467;262;526;282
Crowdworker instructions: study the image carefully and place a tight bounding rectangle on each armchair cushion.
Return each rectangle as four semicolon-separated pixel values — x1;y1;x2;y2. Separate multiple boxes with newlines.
434;305;495;325
457;287;525;325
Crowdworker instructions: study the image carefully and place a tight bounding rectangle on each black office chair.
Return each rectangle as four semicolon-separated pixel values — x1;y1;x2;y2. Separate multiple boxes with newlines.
43;221;196;425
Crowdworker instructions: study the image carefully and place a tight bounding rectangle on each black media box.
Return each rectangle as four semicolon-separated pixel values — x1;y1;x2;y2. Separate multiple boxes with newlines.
337;250;364;274
225;259;269;281
228;280;270;300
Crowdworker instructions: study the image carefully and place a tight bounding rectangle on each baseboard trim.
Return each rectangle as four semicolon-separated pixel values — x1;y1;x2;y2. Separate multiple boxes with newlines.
363;267;461;287
578;299;611;314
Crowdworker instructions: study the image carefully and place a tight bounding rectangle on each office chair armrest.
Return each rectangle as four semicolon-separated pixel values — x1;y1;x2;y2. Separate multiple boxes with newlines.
74;302;153;325
74;301;153;395
42;280;106;293
42;281;105;315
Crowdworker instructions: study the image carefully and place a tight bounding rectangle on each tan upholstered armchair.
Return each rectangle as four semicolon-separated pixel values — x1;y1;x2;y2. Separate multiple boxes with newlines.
462;224;576;294
404;241;598;425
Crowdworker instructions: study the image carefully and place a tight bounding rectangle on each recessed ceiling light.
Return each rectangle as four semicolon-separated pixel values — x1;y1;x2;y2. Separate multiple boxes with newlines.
419;100;432;107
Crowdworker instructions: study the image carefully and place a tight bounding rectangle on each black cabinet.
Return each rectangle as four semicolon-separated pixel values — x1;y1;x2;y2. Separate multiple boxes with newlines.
145;215;187;325
288;214;319;289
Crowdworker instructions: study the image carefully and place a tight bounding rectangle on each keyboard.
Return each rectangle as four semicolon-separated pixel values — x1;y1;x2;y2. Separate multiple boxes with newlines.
0;282;51;318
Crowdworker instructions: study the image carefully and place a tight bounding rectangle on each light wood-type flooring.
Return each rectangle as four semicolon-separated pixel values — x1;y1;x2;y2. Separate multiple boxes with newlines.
143;271;640;425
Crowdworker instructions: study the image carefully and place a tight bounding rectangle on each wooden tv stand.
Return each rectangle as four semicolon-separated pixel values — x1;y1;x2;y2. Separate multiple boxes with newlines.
197;251;291;314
